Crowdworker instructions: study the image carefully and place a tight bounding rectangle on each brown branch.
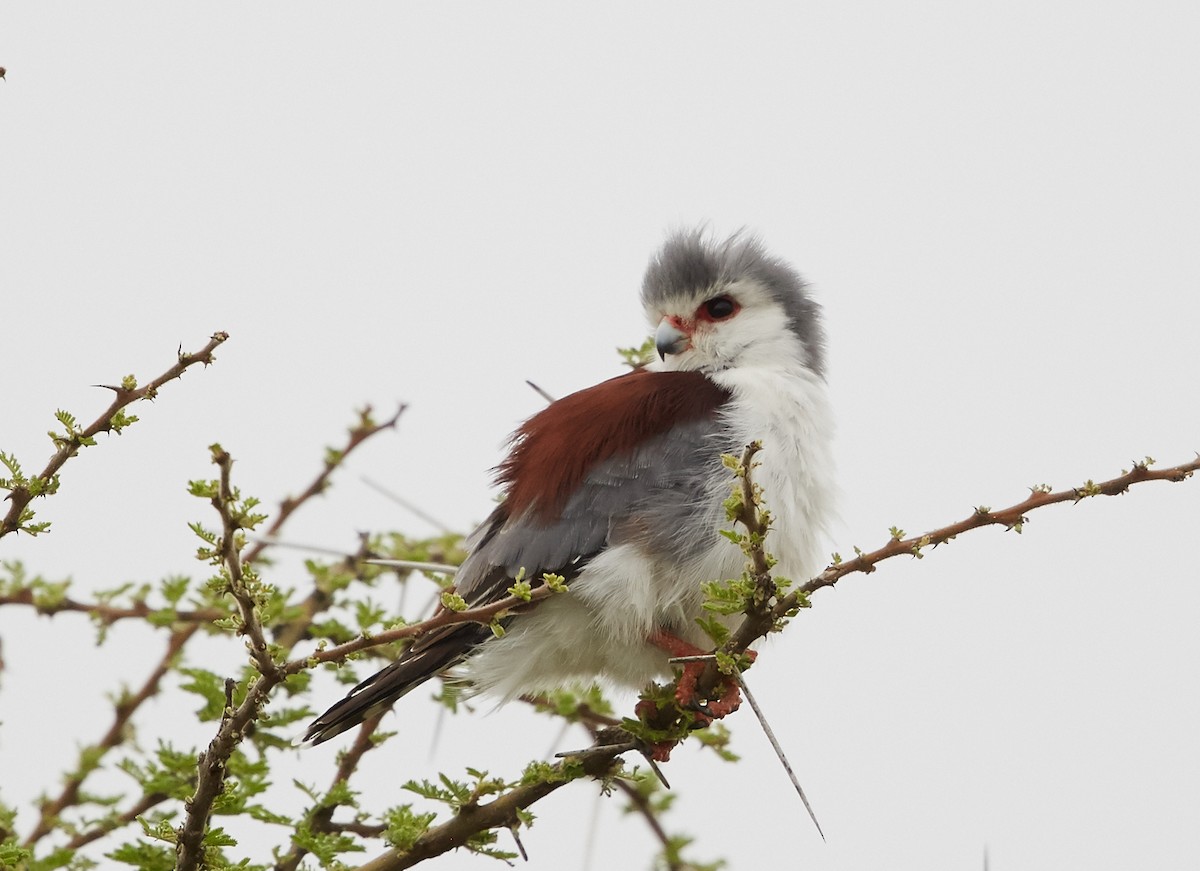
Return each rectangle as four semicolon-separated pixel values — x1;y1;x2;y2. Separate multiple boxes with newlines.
12;398;403;860
0;589;223;625
177;452;282;870
790;454;1199;611
176;415;408;869
176;671;264;870
271;533;372;651
65;790;170;851
274;711;387;871
342;453;1199;868
573;717;679;867
612;779;675;864
245;405;405;565
284;583;562;677
335;821;388;838
174;646;286;870
718;455;1200;677
23;626;196;847
352;744;625;871
210;447;280;681
177;427;405;869
2;332;229;538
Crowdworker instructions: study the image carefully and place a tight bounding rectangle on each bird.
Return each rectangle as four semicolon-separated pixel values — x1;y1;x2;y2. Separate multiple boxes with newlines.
305;229;835;745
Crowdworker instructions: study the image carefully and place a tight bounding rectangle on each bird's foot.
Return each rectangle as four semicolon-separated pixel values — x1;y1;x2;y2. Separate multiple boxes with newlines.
647;630;757;725
633;698;680;761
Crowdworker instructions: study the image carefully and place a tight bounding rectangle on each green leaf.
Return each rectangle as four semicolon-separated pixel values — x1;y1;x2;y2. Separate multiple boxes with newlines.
440;591;468;612
177;668;228;721
383;804;439;852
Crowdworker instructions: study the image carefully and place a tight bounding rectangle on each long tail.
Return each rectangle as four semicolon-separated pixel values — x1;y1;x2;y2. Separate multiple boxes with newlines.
304;625;487;744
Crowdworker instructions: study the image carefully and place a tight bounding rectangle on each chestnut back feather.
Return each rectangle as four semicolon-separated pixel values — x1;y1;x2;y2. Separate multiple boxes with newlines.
497;370;730;522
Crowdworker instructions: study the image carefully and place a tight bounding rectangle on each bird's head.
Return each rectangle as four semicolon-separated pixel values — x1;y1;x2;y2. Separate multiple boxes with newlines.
641;230;825;377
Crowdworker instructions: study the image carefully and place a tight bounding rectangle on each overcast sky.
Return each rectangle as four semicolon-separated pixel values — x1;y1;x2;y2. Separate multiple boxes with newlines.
1;4;1198;870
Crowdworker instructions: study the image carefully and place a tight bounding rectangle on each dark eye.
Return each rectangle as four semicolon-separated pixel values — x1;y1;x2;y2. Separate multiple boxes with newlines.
702;295;738;320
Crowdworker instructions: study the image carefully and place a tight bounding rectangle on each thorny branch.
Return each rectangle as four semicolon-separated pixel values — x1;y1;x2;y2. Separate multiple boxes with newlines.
0;589;224;625
175;448;286;870
12;404;405;859
273;712;388;871
22;626;197;847
1;332;229;538
210;446;280;681
247;406;406;565
719;453;1200;672
176;417;405;870
282;582;561;678
7;332;1196;871
334;452;1199;869
354;741;627;871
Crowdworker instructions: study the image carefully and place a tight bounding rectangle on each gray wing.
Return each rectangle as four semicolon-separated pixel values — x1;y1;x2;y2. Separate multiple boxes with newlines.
456;417;731;603
304;418;730;744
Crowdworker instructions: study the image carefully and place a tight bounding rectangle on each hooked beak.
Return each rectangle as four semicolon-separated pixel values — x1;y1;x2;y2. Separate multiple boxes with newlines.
655;319;691;360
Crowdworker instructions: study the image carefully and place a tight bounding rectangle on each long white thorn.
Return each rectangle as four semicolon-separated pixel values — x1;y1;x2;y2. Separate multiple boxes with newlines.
732;668;825;841
359;475;455;533
364;558;459;574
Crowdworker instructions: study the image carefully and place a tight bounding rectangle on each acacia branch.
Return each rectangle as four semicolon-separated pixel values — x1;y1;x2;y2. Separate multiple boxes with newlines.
177;449;286;870
245;405;405;565
176;661;278;870
720;455;1200;670
178;428;408;870
274;711;386;871
613;779;675;863
283;584;562;676
1;332;229;538
330;453;1200;868
23;626;196;847
210;446;280;680
65;790;170;851
0;589;223;625
353;743;625;871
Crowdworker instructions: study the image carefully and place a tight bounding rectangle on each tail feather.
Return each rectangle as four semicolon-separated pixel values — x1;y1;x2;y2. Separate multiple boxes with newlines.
304;626;486;744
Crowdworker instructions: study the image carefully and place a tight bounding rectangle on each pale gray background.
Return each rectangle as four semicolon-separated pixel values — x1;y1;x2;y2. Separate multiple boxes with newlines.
1;3;1198;870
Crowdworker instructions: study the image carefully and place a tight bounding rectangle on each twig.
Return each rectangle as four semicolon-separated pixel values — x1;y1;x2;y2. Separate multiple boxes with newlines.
611;779;674;862
249;536;364;560
284;582;563;676
13;399;401;859
352;747;624;871
784;456;1200;628
179;430;410;870
0;589;223;626
177;451;286;870
274;712;387;871
271;532;372;651
23;626;195;847
211;447;280;681
364;559;459;575
64;790;170;851
1;332;229;537
246;405;405;564
681;452;1200;778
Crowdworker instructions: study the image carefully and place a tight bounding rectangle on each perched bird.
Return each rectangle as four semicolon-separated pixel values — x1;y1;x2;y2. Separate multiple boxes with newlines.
305;230;835;744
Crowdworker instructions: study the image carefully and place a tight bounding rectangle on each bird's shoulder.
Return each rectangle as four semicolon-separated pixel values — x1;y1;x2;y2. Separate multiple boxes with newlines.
498;368;731;522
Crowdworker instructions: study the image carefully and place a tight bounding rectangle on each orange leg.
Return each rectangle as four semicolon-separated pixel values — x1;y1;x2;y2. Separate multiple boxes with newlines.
646;630;756;721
